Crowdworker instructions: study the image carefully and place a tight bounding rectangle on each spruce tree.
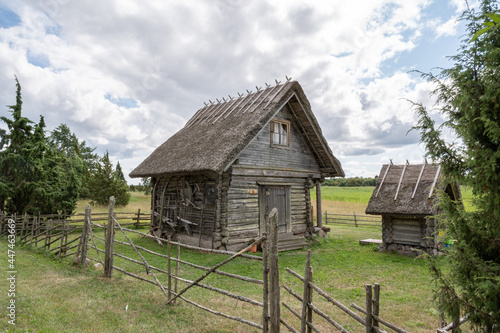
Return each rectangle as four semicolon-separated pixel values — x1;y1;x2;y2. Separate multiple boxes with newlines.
0;78;80;214
413;1;500;330
88;152;130;206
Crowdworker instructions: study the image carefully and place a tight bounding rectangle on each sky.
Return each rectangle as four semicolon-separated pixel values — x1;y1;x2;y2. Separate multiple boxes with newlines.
0;0;477;184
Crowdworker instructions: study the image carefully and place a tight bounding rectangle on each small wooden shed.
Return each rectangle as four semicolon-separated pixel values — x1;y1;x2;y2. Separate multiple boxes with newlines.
130;79;344;251
365;162;461;256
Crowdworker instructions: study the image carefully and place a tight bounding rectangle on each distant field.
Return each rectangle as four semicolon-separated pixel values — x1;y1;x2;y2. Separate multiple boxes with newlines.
311;186;474;216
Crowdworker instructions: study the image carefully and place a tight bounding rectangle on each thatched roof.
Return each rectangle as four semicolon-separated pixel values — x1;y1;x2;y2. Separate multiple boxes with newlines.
130;80;344;178
365;162;460;216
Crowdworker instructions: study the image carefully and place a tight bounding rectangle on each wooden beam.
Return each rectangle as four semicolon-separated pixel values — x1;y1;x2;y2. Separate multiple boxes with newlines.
428;164;442;199
412;163;426;199
375;164;391;198
316;182;322;228
394;161;408;201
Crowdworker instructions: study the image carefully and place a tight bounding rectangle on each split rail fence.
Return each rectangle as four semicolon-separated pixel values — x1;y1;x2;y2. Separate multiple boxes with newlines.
324;211;382;228
0;209;151;259
1;200;470;333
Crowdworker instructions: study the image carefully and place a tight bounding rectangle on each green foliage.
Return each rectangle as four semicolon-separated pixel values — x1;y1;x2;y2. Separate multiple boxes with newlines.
413;1;500;330
49;123;99;198
324;176;378;187
88;152;130;206
0;78;79;214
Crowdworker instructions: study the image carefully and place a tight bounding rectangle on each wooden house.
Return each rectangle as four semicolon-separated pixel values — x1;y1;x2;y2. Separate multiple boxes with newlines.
365;161;461;255
129;79;344;251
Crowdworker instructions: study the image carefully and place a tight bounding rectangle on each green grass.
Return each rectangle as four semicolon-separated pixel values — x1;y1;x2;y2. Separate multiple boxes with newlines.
311;186;375;204
1;224;444;333
1;188;475;332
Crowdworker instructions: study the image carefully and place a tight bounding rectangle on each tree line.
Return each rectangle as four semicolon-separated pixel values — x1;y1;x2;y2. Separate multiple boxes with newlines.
323;176;378;187
0;78;130;215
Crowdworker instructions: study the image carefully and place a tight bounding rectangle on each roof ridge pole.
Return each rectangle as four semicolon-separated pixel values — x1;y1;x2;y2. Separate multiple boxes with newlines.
211;95;239;124
185;105;209;128
412;163;426;199
428;164;442;199
375;163;391;198
394;160;409;201
260;77;292;112
201;99;227;124
223;92;253;119
247;83;281;114
239;86;266;114
187;103;216;128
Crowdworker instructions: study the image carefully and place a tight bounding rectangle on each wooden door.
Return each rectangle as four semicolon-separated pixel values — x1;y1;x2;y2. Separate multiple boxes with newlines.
259;185;291;235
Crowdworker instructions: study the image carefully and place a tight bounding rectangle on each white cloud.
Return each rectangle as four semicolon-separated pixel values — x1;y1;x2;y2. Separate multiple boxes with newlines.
0;0;466;183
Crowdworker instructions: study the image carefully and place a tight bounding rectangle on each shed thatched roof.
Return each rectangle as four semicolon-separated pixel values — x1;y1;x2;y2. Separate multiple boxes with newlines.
130;80;344;178
365;162;460;216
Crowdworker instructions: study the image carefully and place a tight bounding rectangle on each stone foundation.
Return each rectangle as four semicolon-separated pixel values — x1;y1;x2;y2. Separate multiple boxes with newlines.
378;242;438;257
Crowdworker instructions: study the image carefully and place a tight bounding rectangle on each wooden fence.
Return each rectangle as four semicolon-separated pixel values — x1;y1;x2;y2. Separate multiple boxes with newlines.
324;211;382;228
79;197;282;332
0;208;151;259
1;202;471;333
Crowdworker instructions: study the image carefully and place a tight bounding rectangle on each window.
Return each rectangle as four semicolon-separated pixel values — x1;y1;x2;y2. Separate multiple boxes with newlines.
270;119;290;147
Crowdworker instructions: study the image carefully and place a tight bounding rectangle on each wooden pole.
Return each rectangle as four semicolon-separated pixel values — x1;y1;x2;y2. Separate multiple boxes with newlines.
307;266;313;333
174;241;180;305
316;183;322;228
268;207;280;333
262;232;269;333
354;212;358;227
301;250;312;333
365;285;373;333
136;208;141;229
104;196;116;278
167;235;172;302
80;206;91;267
373;283;380;330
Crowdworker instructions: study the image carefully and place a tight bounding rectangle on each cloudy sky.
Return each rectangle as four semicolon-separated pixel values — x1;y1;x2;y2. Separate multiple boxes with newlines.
0;0;474;183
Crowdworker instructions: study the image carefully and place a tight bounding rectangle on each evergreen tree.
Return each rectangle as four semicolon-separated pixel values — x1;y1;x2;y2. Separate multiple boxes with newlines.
49;123;99;198
413;1;500;330
115;161;125;182
0;78;80;214
0;77;34;213
88;152;130;206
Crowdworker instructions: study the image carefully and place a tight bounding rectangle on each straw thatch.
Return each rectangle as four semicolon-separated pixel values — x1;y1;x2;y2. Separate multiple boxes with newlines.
365;162;460;216
129;80;344;178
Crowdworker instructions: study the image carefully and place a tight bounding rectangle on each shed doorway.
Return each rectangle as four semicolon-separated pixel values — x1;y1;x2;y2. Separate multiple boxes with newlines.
259;185;291;235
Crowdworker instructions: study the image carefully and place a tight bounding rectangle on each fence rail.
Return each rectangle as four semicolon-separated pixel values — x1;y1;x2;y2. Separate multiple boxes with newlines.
1;203;471;332
324;211;382;228
79;197;280;332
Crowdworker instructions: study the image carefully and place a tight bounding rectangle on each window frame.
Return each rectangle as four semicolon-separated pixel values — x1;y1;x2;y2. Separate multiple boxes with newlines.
270;119;291;148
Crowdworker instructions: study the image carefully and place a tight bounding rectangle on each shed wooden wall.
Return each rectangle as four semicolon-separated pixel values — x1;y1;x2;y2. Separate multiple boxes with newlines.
151;176;218;248
237;105;321;171
223;104;323;251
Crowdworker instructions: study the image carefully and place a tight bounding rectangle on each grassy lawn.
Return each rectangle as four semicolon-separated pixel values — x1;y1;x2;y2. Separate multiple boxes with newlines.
0;188;473;332
1;223;443;333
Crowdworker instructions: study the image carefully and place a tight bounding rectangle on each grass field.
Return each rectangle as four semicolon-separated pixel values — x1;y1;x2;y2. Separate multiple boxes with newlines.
0;188;474;332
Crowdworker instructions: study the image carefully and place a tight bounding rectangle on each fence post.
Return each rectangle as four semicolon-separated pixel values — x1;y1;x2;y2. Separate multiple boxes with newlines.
268;208;280;333
365;285;373;333
301;250;312;333
354;212;358;227
262;232;269;333
324;211;328;225
174;241;180;305
373;283;380;330
136;208;141;229
167;235;172;302
104;196;116;278
80;206;91;267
